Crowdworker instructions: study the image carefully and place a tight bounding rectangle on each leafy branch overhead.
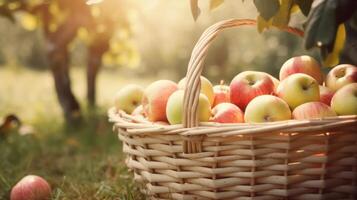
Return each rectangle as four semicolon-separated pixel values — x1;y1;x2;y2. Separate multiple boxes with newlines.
190;0;357;67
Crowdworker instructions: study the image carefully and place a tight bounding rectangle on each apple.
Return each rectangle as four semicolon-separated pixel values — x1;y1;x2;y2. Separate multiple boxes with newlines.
277;73;320;109
178;76;214;106
331;83;357;115
244;95;291;123
319;85;334;106
230;71;275;110
326;64;357;91
279;55;323;84
114;84;144;114
292;102;336;120
212;81;230;107
268;74;280;93
166;90;211;125
210;103;244;123
11;175;51;200
142;80;178;122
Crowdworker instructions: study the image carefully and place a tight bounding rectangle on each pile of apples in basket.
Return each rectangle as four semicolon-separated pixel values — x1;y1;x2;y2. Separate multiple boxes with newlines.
114;55;357;125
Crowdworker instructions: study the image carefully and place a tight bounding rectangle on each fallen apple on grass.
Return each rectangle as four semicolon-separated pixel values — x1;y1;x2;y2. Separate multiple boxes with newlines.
277;73;320;109
292;102;336;120
210;103;244;123
331;83;357;115
244;95;291;123
11;175;51;200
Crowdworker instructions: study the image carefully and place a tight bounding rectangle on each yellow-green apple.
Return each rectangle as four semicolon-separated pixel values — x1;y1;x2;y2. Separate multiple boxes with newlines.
166;90;211;125
230;71;275;110
114;84;144;114
213;81;230;107
319;85;335;106
210;103;244;123
326;64;357;91
244;95;291;123
331;83;357;115
277;73;320;109
279;55;323;84
178;76;214;106
292;102;336;120
142;80;178;122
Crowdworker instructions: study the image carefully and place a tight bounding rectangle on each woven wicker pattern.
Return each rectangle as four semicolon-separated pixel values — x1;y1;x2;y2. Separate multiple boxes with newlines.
109;19;357;199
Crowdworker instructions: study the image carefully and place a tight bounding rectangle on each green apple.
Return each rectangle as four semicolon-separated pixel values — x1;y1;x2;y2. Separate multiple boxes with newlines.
178;76;214;106
114;84;144;114
244;95;291;123
166;90;211;125
331;83;357;115
277;73;320;109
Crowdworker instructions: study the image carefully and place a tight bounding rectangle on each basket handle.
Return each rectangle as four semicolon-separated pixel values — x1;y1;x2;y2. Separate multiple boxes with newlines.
182;19;304;153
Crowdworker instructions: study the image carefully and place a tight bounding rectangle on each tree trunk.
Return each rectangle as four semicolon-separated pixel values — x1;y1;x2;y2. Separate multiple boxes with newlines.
87;49;101;107
49;48;81;124
86;35;110;107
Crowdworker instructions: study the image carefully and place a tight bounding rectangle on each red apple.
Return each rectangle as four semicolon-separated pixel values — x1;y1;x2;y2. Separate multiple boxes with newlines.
319;85;334;106
326;64;357;91
142;80;178;122
230;71;275;110
292;102;336;120
213;80;230;107
11;175;51;200
210;103;244;123
279;55;323;84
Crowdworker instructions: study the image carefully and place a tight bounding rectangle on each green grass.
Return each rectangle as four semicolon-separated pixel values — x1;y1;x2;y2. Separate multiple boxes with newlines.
0;67;152;199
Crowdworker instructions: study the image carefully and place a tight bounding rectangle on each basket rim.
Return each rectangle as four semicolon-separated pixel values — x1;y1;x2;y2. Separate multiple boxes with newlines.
108;107;357;138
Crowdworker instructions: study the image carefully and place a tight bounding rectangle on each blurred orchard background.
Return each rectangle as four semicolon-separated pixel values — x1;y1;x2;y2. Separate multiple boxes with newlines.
0;0;355;199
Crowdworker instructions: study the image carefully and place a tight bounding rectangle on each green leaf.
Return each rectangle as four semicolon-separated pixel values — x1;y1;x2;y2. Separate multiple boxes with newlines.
272;0;293;28
323;24;346;67
253;0;280;21
257;15;272;33
190;0;200;21
350;12;357;30
210;0;224;10
304;0;338;51
294;0;312;16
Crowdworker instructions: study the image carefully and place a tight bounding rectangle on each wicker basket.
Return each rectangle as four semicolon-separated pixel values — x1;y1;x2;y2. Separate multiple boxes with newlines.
109;19;357;200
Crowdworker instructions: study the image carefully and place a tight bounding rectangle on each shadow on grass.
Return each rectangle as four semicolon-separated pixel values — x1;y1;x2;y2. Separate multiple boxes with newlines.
0;108;145;200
